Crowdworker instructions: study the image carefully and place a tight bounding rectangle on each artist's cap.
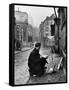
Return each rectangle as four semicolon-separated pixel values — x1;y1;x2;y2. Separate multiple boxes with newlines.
35;43;41;47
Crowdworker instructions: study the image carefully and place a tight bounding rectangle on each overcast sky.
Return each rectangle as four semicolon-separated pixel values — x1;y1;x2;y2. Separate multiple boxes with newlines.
15;5;55;27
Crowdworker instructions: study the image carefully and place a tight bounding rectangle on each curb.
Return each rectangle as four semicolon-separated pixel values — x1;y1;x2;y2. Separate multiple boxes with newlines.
15;46;34;55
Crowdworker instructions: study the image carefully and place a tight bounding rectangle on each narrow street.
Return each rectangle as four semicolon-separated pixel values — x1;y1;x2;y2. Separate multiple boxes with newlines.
14;47;33;85
14;6;67;85
14;47;66;85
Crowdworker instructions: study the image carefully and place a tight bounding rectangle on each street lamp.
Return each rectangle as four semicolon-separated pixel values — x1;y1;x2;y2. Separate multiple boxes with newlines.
54;8;61;53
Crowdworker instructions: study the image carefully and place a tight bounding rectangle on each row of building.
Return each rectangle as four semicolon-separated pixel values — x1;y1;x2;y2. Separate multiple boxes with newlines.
39;7;67;56
39;14;55;47
14;11;33;50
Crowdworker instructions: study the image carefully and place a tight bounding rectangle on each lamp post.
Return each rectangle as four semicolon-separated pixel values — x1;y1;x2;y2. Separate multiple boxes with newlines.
54;8;61;53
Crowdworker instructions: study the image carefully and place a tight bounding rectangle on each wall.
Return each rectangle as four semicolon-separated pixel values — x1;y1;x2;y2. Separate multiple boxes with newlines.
58;8;67;53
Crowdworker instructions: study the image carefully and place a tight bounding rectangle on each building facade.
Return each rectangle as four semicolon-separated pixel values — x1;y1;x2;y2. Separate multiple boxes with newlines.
14;11;28;50
39;14;55;47
58;8;67;54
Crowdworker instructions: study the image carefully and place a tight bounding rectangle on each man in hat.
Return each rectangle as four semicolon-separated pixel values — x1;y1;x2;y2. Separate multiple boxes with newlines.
28;43;48;77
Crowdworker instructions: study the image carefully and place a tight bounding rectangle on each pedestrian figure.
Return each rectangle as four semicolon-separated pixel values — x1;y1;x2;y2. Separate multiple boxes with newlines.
28;43;48;77
16;40;21;51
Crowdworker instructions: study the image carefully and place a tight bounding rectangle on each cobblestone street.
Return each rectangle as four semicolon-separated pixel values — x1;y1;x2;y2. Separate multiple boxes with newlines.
14;47;66;85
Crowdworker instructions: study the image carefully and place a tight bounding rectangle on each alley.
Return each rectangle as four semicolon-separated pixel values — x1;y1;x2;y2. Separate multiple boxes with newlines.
9;5;67;86
14;47;33;85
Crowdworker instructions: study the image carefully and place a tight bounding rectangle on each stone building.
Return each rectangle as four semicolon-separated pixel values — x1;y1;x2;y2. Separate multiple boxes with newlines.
39;14;55;47
53;7;67;75
14;11;28;50
58;8;67;54
43;14;55;37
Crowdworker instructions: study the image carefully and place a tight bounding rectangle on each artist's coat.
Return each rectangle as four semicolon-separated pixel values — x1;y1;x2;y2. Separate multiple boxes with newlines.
28;48;48;76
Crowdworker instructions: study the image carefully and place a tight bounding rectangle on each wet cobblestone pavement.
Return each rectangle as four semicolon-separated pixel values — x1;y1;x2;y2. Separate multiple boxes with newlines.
14;47;66;85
